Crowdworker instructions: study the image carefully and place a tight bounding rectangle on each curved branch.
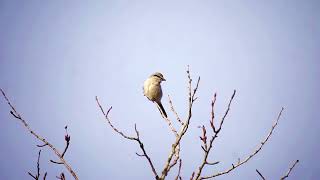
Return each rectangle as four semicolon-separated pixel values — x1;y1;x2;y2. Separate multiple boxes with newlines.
96;96;159;179
200;107;284;179
280;160;299;180
0;89;78;180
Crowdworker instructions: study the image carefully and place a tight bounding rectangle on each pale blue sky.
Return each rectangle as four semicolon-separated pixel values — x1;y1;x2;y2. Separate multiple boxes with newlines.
1;0;319;179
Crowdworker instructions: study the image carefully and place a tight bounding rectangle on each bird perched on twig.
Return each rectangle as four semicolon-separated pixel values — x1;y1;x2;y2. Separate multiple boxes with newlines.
143;72;167;118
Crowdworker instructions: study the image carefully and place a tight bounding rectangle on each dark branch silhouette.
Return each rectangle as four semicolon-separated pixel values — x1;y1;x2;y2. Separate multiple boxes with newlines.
0;88;78;180
28;150;47;180
50;126;71;164
1;66;299;180
96;97;159;179
200;108;284;179
256;169;266;180
281;160;299;180
95;66;295;180
256;159;299;180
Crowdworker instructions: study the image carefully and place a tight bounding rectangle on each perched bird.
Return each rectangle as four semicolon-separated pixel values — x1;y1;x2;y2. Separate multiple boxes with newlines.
143;72;167;118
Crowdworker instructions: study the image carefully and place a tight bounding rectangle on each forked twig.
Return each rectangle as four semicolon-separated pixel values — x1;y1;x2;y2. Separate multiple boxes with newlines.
50;126;71;164
96;96;159;180
200;108;284;179
159;66;200;180
28;150;43;180
280;160;299;180
193;91;235;180
0;88;78;180
256;159;299;180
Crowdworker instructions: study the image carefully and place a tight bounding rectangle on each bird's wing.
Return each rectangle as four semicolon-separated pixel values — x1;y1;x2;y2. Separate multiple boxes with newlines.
143;79;150;97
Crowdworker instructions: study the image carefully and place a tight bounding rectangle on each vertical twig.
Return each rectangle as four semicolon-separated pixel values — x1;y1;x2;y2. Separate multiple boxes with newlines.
160;66;200;180
175;159;182;180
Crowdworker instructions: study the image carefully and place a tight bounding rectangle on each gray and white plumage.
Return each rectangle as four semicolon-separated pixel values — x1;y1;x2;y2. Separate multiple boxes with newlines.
143;72;167;118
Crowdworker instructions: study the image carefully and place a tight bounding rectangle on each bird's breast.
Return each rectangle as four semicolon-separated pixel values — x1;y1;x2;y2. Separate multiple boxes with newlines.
144;80;162;102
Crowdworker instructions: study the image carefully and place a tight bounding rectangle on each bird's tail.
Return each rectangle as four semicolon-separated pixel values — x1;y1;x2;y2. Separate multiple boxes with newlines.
156;102;167;118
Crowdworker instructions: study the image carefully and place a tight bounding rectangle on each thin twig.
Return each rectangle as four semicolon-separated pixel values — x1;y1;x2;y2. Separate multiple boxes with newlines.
160;107;178;136
96;98;135;140
166;95;184;169
280;160;299;180
43;172;47;180
56;173;65;180
214;90;236;134
28;172;37;180
28;150;42;180
0;88;78;180
157;96;180;169
37;150;41;179
51;127;71;164
256;169;266;180
193;91;236;180
37;143;48;148
96;97;159;180
169;144;181;170
159;66;200;179
210;93;217;132
168;95;184;126
175;159;182;180
200;107;284;179
190;172;195;180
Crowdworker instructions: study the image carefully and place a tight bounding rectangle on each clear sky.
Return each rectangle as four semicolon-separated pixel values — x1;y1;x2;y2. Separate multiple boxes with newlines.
0;0;319;179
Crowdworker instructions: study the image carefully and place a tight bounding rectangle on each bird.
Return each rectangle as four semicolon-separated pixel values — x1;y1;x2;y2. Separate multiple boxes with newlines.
143;72;167;118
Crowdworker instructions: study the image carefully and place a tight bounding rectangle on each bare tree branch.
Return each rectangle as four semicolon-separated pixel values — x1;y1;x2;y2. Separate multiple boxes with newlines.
159;66;200;180
95;102;135;140
37;143;48;148
166;95;185;171
28;150;47;180
0;88;78;180
28;172;37;180
160;107;179;137
255;159;299;180
193;91;236;180
200;107;284;179
51;126;71;164
175;159;182;180
169;144;181;170
96;97;159;179
280;160;299;180
43;172;47;180
256;169;266;180
2;64;299;180
210;93;217;132
56;172;65;180
168;95;184;126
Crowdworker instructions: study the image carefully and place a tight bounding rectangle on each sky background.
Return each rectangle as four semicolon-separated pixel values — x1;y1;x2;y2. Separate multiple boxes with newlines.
0;0;319;179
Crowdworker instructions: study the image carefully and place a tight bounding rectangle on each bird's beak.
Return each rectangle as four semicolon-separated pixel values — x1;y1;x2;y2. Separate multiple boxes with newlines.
162;78;166;81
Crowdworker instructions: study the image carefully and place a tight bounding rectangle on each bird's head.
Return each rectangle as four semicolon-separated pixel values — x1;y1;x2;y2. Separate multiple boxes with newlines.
150;72;166;82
